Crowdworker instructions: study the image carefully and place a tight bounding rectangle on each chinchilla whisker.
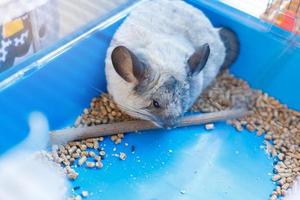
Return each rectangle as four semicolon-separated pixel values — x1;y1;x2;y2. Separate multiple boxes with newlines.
105;0;239;128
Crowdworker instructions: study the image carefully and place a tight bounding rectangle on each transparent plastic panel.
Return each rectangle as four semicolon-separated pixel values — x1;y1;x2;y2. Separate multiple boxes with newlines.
221;0;270;17
220;0;300;46
57;0;129;38
0;0;135;73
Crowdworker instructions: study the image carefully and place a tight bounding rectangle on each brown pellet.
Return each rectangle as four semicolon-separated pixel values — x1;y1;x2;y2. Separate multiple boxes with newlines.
81;151;88;157
79;144;87;151
115;138;122;144
111;135;118;142
93;140;99;149
86;161;95;168
95;161;103;169
86;138;94;143
72;153;80;159
68;172;78;180
94;156;101;161
86;143;93;148
111;111;117;117
109;102;116;109
76;148;81;154
272;175;281;181
278;153;284;161
81;191;89;198
282;183;290;190
68;146;77;155
205;123;214;130
63;160;70;166
119;152;126;161
78;156;87;166
70;157;75;163
88;151;96;157
270;195;277;200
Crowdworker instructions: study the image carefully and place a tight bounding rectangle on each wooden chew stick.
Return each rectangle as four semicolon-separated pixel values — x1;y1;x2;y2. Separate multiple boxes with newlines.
50;109;247;144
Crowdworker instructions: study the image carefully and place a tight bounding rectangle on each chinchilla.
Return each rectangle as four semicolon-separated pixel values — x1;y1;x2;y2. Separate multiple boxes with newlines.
105;0;239;128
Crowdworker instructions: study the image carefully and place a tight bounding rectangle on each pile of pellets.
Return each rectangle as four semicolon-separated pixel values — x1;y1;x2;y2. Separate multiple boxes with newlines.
42;94;132;200
74;94;133;127
49;94;132;178
43;70;299;200
192;70;300;200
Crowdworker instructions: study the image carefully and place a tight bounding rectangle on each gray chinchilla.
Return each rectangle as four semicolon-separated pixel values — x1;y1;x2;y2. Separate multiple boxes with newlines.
105;0;239;128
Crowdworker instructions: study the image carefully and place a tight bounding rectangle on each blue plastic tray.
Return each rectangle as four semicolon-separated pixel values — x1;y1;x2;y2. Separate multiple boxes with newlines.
0;0;299;199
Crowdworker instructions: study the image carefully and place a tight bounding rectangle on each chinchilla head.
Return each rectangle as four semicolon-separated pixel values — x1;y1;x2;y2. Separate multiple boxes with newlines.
111;44;210;128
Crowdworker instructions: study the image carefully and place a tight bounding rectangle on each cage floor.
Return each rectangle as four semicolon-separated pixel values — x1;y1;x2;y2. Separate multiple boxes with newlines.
68;123;273;200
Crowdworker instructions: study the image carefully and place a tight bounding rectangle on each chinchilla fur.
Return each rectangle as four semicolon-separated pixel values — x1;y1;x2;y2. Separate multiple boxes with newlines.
105;0;239;128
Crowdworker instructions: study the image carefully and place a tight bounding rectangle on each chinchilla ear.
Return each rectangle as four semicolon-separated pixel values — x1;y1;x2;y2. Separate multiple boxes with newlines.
187;43;210;76
111;46;146;84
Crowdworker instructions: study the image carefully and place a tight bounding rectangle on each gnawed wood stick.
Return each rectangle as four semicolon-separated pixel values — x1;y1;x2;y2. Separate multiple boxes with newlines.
50;109;247;144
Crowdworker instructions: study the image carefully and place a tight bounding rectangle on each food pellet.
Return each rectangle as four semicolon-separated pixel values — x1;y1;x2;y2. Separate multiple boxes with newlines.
67;172;78;180
65;166;72;173
115;138;122;144
96;161;103;169
88;151;96;157
63;160;70;166
94;156;101;161
68;146;77;155
272;175;281;181
79;144;87;151
111;135;118;142
72;153;80;159
93;140;99;149
205;123;214;130
86;161;95;168
119;152;127;161
278;153;284;161
86;143;93;148
86;138;94;143
99;151;106;156
111;111;117;116
81;191;89;198
70;157;75;163
78;156;87;166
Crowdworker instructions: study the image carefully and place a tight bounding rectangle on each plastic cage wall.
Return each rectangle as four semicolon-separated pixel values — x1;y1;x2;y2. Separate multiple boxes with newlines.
0;1;300;200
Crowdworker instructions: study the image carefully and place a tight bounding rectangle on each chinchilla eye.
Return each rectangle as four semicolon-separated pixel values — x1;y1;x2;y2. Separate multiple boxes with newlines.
152;100;160;108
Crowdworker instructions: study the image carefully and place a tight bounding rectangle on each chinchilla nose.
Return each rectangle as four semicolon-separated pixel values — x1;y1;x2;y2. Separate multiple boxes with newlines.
162;117;181;129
